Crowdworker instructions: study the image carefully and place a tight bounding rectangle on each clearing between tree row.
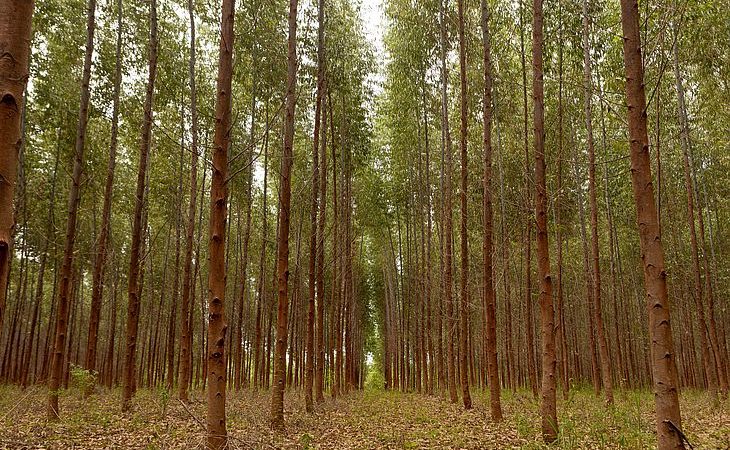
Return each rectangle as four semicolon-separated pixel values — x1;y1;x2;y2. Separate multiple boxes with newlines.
2;386;728;449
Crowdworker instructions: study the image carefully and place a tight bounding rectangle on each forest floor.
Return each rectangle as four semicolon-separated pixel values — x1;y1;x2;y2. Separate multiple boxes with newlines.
1;384;728;449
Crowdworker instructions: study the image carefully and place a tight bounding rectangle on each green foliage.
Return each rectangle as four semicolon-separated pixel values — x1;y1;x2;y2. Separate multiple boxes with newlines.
364;362;385;391
156;386;171;417
69;365;97;396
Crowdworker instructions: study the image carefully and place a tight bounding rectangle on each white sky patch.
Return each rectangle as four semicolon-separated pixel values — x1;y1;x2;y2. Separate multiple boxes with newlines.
360;0;385;58
359;0;386;97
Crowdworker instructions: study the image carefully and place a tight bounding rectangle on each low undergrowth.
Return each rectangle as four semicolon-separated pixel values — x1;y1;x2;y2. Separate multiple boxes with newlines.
0;384;727;448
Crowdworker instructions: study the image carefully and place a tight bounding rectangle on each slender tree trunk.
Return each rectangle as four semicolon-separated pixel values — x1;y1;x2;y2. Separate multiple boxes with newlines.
24;113;60;389
555;0;569;399
672;33;723;398
316;86;328;403
422;82;434;395
254;105;270;391
331;94;342;398
48;0;96;420
178;0;200;403
271;0;298;430
166;119;184;389
582;0;613;405
519;0;538;398
235;51;257;390
692;165;728;395
456;0;472;411
306;0;325;409
599;87;626;386
104;265;119;387
439;0;458;405
86;0;122;379
479;0;501;421
532;0;557;442
619;0;684;447
205;0;235;445
122;0;157;412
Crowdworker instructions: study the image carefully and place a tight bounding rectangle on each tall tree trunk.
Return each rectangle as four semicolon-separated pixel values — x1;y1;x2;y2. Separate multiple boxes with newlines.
0;0;33;339
235;40;257;390
555;0;569;399
672;32;723;398
519;0;537;398
306;0;325;410
316;86;328;403
422;82;434;396
122;0;157;412
599;87;626;386
331;94;341;398
271;0;298;430
480;0;501;421
582;0;613;405
86;0;122;378
457;0;472;411
254;105;270;391
166;117;184;389
532;0;557;442
206;0;235;445
575;118;600;395
439;0;458;405
48;0;96;420
179;0;200;402
619;0;684;447
23;143;60;387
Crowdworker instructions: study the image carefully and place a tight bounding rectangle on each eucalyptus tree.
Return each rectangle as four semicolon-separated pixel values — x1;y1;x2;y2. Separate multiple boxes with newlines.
619;0;683;446
582;0;613;405
85;0;123;381
0;0;34;334
271;0;299;431
49;0;97;420
480;0;502;422
122;0;158;412
178;0;201;403
531;0;558;442
206;0;236;444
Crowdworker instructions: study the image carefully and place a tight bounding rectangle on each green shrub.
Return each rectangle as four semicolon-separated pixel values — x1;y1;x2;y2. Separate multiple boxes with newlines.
70;364;97;397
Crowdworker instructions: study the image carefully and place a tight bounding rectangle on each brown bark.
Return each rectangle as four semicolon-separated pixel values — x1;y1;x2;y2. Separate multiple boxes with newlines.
582;0;614;405
0;0;33;335
457;0;472;411
305;76;319;411
86;0;122;376
167;123;183;389
122;0;157;412
48;0;95;420
519;0;538;398
575;128;601;396
672;34;723;397
103;266;119;387
309;0;326;407
422;81;434;395
178;0;200;403
235;56;257;391
316;87;328;403
439;0;457;405
600;91;627;386
331;94;341;398
480;0;502;421
555;0;569;399
619;0;684;447
271;0;298;430
205;0;235;445
532;0;557;442
254;107;270;390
